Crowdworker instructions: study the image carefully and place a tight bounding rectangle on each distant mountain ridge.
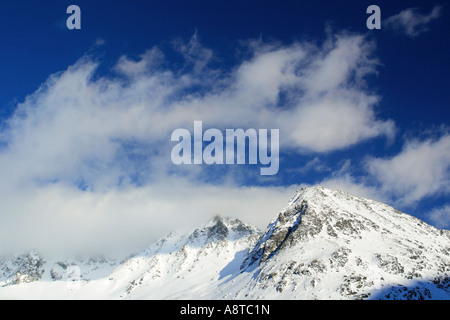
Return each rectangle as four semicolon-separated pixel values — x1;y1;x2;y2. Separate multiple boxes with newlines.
1;186;449;299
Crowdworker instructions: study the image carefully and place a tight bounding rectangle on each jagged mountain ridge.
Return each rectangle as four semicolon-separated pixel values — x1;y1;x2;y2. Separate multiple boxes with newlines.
0;251;119;287
0;186;449;299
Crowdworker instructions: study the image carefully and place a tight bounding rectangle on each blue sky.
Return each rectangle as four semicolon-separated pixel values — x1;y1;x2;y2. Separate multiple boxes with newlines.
0;0;449;256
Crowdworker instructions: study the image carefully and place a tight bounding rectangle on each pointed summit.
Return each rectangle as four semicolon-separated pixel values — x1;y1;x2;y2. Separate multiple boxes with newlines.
244;186;449;268
237;186;449;299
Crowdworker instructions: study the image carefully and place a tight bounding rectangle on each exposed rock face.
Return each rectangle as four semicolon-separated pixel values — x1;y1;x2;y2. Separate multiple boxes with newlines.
0;251;45;286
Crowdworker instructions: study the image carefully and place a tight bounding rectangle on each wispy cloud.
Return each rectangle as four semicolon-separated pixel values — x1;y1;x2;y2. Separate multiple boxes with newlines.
367;132;450;206
385;6;442;37
429;205;450;229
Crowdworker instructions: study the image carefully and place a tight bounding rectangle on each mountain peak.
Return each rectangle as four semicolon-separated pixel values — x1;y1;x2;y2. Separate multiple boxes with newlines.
243;185;446;268
242;186;344;268
236;187;449;299
185;215;259;246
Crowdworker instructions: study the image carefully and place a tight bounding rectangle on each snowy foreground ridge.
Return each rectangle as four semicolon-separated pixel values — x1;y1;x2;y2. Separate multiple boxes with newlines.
1;186;449;300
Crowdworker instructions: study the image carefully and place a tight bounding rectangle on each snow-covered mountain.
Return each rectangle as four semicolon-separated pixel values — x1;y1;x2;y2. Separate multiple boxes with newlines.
0;186;449;300
235;186;449;299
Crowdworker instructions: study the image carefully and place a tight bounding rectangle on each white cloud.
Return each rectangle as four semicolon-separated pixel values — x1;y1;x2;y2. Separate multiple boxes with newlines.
385;6;442;37
0;32;396;256
303;34;377;94
1;32;394;186
428;205;450;229
231;34;395;153
0;178;296;257
114;47;165;76
280;91;395;152
319;160;388;203
367;133;450;206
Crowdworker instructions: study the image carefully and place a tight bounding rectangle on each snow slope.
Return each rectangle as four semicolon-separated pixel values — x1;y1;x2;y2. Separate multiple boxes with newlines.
0;186;448;300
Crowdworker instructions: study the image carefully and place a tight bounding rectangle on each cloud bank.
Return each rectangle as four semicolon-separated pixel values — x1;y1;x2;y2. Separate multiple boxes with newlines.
0;29;447;256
